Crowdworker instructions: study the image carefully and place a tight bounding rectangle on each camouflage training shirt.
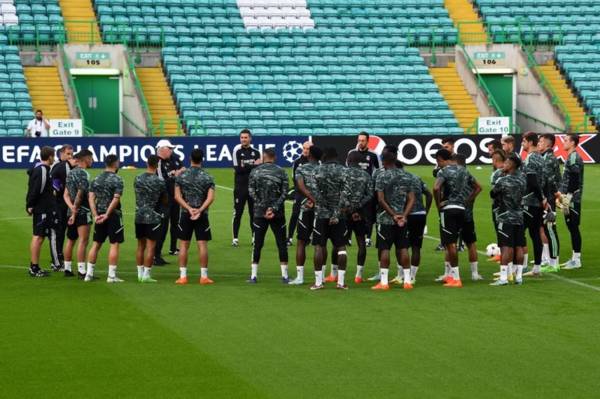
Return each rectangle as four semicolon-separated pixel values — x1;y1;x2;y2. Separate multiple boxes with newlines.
408;172;428;215
134;172;166;224
90;171;124;214
249;162;288;218
175;166;215;211
492;172;526;225
375;167;414;225
65;167;90;215
435;164;471;209
341;166;373;214
560;151;584;203
313;161;345;220
522;151;545;208
542;149;561;196
490;168;504;218
295;161;319;211
461;171;477;222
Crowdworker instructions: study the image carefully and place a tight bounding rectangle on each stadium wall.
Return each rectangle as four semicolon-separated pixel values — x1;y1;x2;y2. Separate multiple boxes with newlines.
1;134;598;169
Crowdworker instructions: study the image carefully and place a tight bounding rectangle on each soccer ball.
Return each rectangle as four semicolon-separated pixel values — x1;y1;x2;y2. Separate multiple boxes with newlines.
282;141;303;164
486;243;500;257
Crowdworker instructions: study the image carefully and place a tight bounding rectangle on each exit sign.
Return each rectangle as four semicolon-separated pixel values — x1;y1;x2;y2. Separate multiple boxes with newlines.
473;51;506;67
75;52;111;68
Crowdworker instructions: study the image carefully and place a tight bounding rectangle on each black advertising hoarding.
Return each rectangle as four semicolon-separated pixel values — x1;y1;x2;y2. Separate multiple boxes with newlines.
312;134;600;165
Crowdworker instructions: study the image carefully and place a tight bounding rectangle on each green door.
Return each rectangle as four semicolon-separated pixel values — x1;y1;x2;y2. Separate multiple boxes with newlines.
73;75;120;135
480;74;514;120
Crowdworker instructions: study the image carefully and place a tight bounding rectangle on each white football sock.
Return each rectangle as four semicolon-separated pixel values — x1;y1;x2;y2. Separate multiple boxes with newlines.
201;267;208;279
64;261;72;272
516;264;523;280
444;261;451;276
500;265;509;282
451;266;460;280
470;262;479;276
137;265;144;280
403;268;411;283
296;265;304;280
108;265;117;278
315;270;323;286
143;266;151;279
410;265;419;280
573;252;581;261
380;268;389;285
77;262;86;274
337;270;346;286
280;264;288;279
179;267;187;278
532;264;541;274
523;253;529;267
542;244;550;260
86;262;95;277
355;265;363;278
251;263;258;279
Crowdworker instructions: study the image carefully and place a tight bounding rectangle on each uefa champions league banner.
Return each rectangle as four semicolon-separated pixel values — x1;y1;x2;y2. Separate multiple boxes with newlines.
0;136;310;169
313;134;600;165
1;134;599;168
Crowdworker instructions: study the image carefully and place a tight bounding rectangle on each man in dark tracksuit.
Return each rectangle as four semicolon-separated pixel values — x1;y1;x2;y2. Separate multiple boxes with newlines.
287;141;311;245
539;134;562;272
232;128;261;247
346;132;379;246
26;146;57;277
247;148;289;283
49;144;75;270
155;139;184;265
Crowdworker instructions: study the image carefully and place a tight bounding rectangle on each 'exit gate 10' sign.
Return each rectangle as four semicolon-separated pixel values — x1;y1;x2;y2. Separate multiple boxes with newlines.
473;51;506;67
75;52;112;68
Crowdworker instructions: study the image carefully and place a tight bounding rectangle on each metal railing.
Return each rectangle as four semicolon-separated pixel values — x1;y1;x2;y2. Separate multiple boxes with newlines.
121;111;147;136
516;110;563;132
152;117;185;137
124;49;153;136
59;44;94;136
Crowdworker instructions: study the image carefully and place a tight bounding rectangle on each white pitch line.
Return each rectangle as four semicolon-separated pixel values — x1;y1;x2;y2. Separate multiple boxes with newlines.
545;273;600;292
423;234;600;292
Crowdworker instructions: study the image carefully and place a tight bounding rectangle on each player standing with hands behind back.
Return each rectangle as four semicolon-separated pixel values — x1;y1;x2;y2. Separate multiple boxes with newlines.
85;155;124;283
247;148;289;283
134;155;167;283
232;129;261;247
174;149;216;285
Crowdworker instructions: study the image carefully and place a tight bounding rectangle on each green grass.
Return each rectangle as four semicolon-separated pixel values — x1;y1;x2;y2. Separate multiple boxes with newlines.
0;165;599;398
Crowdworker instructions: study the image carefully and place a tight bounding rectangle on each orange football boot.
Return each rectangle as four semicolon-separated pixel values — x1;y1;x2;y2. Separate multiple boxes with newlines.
175;276;188;285
371;282;390;291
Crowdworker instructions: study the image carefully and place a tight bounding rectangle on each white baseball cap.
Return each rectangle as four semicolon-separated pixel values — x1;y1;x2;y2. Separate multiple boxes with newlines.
156;139;175;149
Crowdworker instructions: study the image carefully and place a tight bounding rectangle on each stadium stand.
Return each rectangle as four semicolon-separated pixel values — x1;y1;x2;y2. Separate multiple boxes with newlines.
554;46;600;127
475;0;600;45
94;0;463;136
6;0;64;44
59;0;101;43
430;62;479;131
23;66;70;119
0;44;33;136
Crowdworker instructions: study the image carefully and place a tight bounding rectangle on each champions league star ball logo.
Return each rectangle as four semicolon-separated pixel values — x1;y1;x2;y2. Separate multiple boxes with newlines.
282;141;303;163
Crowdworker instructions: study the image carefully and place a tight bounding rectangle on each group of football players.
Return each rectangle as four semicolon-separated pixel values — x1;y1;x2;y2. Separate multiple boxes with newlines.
25;130;584;289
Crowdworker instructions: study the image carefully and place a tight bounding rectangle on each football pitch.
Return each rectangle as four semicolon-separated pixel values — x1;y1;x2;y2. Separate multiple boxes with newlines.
0;165;598;398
